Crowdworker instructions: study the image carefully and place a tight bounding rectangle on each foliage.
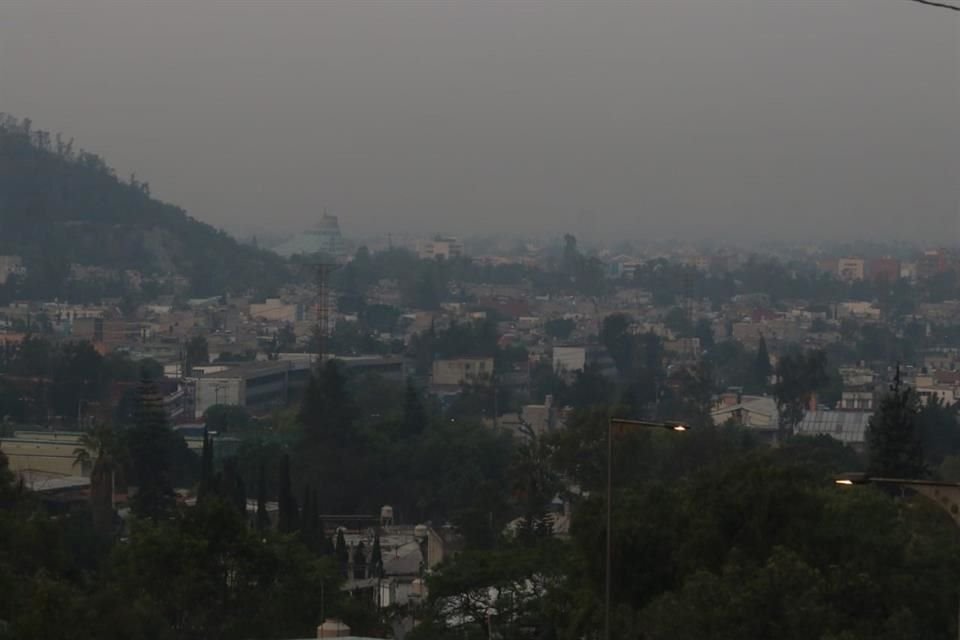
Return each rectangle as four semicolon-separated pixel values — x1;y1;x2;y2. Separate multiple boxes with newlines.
203;404;252;433
184;336;209;374
73;422;126;536
867;376;926;478
0;336;160;426
277;453;299;534
544;317;576;340
774;349;829;441
0;113;290;299
753;335;772;391
126;373;182;520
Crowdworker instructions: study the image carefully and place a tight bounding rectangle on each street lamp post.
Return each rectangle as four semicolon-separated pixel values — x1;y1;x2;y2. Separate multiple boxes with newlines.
835;472;960;640
605;418;688;640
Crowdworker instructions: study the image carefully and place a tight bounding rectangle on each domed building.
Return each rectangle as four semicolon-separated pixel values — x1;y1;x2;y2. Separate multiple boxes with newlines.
274;212;346;259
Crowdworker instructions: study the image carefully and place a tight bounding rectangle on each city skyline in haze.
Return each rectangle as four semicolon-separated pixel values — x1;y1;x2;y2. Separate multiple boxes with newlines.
1;0;957;244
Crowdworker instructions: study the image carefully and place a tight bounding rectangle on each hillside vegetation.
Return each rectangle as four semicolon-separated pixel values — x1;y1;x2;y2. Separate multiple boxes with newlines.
0;114;289;299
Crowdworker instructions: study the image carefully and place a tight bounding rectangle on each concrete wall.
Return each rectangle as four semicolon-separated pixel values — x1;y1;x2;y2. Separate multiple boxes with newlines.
0;432;85;477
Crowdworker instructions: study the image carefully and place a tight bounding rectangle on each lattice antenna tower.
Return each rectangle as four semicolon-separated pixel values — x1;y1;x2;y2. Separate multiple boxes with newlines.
312;261;338;364
683;267;697;363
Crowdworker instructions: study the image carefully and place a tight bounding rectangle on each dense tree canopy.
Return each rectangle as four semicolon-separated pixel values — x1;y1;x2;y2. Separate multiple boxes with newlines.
0;114;289;300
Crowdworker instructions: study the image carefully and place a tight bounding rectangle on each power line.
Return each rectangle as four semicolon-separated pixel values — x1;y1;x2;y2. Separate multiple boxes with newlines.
907;0;960;11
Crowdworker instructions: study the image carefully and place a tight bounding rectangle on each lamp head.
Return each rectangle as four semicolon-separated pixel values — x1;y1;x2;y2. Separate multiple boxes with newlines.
834;472;870;486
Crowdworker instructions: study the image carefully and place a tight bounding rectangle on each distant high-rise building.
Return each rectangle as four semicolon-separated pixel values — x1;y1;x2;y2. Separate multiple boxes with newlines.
867;257;900;283
273;213;346;259
917;249;949;280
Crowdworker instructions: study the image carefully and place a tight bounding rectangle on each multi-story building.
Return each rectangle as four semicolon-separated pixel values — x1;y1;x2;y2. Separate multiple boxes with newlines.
418;236;464;261
839;390;875;411
837;258;865;282
868;257;901;283
431;357;494;387
189;359;312;418
917;249;949;280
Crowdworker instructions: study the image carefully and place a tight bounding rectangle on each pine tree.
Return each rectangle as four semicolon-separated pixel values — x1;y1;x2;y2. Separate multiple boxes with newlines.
352;541;367;580
867;371;925;478
277;453;299;534
256;462;270;532
299;360;356;446
127;370;176;520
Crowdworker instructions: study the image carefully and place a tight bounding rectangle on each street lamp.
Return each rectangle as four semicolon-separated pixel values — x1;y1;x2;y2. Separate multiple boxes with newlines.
605;418;689;640
835;472;960;639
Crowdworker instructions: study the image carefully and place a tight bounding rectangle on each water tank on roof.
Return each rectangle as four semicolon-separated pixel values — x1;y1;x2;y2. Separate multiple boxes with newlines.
317;618;351;638
414;524;428;541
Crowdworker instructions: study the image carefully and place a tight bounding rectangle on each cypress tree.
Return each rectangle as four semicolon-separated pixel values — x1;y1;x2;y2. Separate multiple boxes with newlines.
352;541;367;580
335;528;349;576
314;492;332;555
197;427;214;503
301;485;315;549
371;531;383;578
220;457;246;517
256;462;270;532
277;453;299;534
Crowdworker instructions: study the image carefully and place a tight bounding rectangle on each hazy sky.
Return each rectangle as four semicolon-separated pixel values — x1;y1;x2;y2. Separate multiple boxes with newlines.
1;0;957;243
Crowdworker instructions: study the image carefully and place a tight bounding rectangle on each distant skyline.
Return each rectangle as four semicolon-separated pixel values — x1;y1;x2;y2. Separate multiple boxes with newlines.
1;0;957;243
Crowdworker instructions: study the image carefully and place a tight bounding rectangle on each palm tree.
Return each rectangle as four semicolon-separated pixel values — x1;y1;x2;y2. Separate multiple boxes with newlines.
73;422;125;536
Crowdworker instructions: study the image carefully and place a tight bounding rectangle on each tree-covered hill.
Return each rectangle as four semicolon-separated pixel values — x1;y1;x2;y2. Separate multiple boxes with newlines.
0;114;290;299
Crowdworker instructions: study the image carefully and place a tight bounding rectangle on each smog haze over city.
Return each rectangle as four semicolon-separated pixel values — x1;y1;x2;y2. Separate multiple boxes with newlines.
1;0;957;242
5;2;960;640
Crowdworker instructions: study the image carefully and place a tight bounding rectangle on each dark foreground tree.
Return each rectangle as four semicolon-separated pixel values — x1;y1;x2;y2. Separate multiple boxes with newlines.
277;453;299;534
867;372;925;478
127;372;177;520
